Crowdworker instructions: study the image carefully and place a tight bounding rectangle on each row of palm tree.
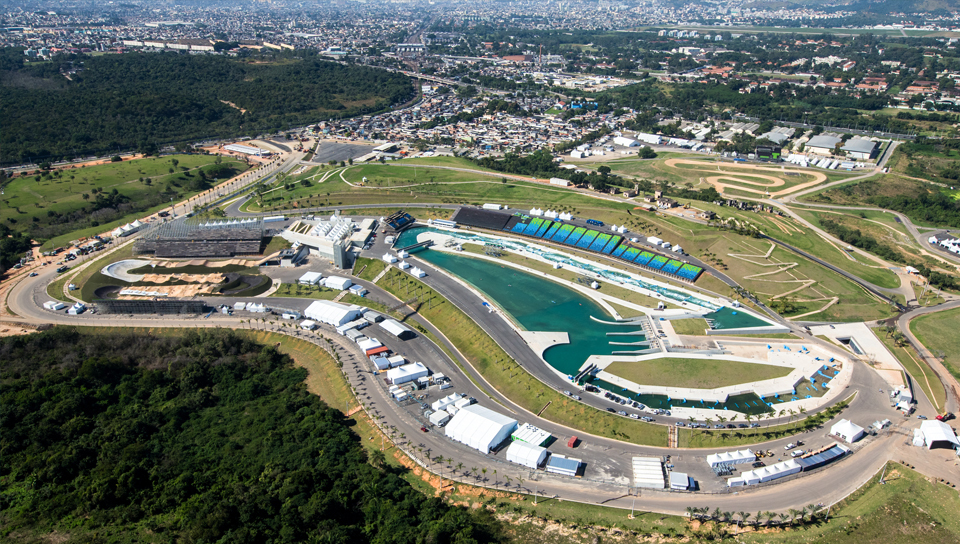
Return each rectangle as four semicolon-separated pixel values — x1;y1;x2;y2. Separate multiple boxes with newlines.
685;503;824;529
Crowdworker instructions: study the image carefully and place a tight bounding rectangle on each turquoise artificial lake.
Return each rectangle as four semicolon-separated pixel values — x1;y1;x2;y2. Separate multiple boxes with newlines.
414;248;627;376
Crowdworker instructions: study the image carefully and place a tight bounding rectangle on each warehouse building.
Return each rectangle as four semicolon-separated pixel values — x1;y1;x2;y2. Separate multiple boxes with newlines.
546;455;580;477
380;318;415;340
805;135;842;156
445;404;518;454
840;138;878;160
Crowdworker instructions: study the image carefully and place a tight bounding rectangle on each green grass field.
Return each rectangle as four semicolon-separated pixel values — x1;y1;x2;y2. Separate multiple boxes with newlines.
604;357;791;389
874;329;947;411
740;462;960;544
670;318;709;335
910;307;960;381
2;155;249;245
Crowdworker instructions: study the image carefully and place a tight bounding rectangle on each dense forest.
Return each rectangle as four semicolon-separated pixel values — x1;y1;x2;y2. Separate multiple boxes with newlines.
0;221;32;274
0;49;414;166
0;328;502;543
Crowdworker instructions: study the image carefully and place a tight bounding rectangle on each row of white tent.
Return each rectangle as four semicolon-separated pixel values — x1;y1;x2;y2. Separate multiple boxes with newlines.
929;236;960;255
529;209;574;221
727;459;801;487
783;153;858;170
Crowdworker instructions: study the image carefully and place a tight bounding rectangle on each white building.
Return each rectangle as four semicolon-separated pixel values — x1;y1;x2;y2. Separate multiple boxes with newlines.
632;456;666;489
511;423;551;446
505;440;548;469
613;136;638;147
303;300;363;327
298;271;323;285
324;276;353;290
429;410;451;426
919;420;960;450
386;362;429;385
831;419;865;443
444;404;518;454
380;318;415;340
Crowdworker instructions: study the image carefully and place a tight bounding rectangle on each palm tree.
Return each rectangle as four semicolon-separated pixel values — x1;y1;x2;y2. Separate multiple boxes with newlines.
738;511;750;528
471;467;479;482
493;469;498;489
712;507;722;522
788;508;801;526
481;467;487;482
763;511;776;527
504;475;512;489
778;512;789;526
754;510;763;528
456;462;463;474
686;506;696;519
806;503;818;522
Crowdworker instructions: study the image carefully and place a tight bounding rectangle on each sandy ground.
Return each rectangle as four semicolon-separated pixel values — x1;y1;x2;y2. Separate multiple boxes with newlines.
663;159;828;197
140;273;226;284
150;258;253;268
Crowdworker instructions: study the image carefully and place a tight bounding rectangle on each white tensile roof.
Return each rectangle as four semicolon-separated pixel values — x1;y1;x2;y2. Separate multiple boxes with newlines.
445;404;518;454
831;419;864;439
920;420;960;449
505;440;547;469
706;449;755;467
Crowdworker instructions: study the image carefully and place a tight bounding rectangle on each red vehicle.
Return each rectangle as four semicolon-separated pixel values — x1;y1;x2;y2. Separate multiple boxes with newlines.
420;426;429;433
936;412;954;421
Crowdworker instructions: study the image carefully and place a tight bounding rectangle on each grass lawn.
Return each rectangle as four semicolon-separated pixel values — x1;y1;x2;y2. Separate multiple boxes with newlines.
874;330;947;411
670;318;708;335
741;462;960;544
269;283;341;300
910;306;960;381
354;256;388;282
604;357;791;389
376;267;669;446
3;155;249;246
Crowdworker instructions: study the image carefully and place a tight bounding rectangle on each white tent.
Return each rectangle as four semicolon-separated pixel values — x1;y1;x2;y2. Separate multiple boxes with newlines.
431;393;464;412
380;318;415;339
511;423;551;446
372;356;392;371
304;300;362;326
831;419;865;443
505;440;547;469
298;271;323;285
299;320;317;330
445;404;518;454
324;276;353;290
920;420;960;450
382;253;398;263
386;362;428;385
728;459;801;487
706;449;755;467
429;411;451;427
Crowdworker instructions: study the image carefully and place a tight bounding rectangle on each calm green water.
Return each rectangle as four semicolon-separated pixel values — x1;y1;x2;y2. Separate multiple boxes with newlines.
418;249;627;375
704;306;768;330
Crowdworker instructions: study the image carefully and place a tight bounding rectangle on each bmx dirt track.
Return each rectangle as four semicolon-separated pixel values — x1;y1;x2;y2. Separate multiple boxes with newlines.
664;159;828;197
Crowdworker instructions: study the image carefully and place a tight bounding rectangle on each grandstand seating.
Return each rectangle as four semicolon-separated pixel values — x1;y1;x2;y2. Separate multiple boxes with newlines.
601;236;622;254
511;221;528;234
543;223;561;239
660;260;683;275
576;230;598;248
611;245;628;258
551;224;575;243
647;255;669;270
677;264;704;281
523;218;544;236
453;207;510;230
621;247;640;261
534;220;553;238
564;227;587;245
633;251;654;266
589;233;611;252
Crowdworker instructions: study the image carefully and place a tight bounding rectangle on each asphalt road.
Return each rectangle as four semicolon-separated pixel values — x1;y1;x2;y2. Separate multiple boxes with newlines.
6;258;930;515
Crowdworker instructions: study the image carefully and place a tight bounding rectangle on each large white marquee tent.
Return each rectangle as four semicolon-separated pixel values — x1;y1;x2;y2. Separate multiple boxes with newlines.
505;440;548;469
304;300;363;326
706;449;755;467
445;405;518;454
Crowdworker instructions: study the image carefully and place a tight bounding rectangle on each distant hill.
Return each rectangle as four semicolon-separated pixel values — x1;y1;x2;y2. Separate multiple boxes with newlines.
744;0;959;13
0;50;414;166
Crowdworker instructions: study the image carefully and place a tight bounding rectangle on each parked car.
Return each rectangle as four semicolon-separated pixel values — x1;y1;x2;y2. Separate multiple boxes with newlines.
675;422;685;427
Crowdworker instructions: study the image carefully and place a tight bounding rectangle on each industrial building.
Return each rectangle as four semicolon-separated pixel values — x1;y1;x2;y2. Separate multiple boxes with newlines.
805;135;842;155
840;138;878;160
281;215;375;268
444;404;518;454
546;455;580;477
134;218;264;258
